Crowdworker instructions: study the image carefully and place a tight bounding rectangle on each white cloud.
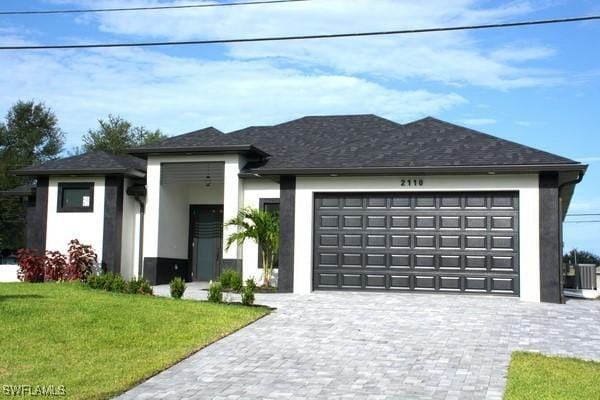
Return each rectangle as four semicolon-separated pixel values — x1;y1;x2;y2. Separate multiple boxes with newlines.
490;45;556;62
461;118;497;126
514;120;533;127
0;47;466;147
57;0;561;89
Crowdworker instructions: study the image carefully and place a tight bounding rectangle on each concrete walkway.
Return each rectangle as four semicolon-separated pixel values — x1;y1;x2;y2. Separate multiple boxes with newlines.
118;285;600;399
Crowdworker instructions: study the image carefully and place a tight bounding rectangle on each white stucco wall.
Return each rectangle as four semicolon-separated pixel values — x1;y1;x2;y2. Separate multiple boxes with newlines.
241;178;280;282
293;174;541;302
0;265;19;282
143;155;237;261
46;176;105;262
120;177;141;279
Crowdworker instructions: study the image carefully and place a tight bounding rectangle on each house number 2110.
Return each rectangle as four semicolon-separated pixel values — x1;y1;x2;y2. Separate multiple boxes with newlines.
400;179;424;186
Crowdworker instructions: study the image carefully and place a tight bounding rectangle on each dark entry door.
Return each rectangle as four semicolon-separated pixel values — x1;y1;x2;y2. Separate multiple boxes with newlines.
189;205;223;281
313;192;519;295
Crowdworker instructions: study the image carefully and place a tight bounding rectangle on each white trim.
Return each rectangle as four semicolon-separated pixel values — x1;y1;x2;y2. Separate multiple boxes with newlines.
293;174;541;302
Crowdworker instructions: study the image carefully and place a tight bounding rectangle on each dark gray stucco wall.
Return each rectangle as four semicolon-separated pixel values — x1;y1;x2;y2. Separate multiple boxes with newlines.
539;172;562;303
102;176;124;274
143;257;188;285
277;176;296;292
26;176;49;253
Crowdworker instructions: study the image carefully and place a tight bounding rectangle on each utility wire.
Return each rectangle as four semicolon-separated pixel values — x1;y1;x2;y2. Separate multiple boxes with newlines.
0;0;310;15
0;14;598;50
566;213;600;216
564;220;600;223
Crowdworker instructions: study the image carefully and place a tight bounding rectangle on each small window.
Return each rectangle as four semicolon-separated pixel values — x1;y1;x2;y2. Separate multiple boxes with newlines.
57;182;94;212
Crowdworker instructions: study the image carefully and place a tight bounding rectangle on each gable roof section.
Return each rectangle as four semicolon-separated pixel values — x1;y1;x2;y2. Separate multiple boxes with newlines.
128;127;269;158
14;151;147;178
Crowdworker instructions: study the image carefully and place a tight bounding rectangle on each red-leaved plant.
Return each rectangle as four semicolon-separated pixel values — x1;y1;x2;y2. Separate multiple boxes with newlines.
65;239;97;282
17;239;98;283
44;251;68;282
16;249;46;282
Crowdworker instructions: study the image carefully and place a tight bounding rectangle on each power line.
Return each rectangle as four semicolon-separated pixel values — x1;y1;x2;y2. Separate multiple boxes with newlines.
564;220;600;223
0;0;310;15
0;14;598;50
566;213;600;216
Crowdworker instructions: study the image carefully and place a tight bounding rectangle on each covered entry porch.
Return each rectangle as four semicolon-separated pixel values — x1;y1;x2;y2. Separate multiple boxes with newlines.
141;156;243;285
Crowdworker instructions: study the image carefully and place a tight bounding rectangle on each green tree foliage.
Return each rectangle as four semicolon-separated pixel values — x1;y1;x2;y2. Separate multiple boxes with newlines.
82;114;167;154
225;207;279;287
0;101;64;250
563;249;600;265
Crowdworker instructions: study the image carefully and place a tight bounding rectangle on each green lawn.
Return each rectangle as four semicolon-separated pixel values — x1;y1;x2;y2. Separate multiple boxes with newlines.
504;352;600;400
0;283;270;399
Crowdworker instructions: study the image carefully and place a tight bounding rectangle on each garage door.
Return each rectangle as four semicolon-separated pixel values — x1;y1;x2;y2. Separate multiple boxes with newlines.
313;192;519;295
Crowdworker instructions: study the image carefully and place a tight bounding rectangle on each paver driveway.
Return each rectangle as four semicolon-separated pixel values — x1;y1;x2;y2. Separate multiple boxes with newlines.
118;286;600;400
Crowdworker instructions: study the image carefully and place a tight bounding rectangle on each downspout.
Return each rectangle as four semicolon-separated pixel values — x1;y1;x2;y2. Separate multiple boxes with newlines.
557;171;585;303
134;196;145;278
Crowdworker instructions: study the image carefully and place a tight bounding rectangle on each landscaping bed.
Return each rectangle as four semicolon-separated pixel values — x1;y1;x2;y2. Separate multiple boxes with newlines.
504;351;600;400
0;282;270;399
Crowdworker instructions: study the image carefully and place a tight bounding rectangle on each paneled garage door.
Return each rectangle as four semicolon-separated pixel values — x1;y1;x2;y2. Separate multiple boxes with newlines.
313;192;519;295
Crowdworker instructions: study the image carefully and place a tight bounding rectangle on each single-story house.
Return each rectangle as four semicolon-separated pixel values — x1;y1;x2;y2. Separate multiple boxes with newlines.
15;115;587;303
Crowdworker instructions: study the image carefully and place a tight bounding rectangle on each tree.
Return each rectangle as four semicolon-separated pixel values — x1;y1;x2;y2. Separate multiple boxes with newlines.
82;114;166;154
225;207;280;288
0;101;64;250
563;249;600;265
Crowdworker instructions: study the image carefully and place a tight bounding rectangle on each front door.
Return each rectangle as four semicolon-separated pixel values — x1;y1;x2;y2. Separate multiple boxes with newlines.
189;205;223;281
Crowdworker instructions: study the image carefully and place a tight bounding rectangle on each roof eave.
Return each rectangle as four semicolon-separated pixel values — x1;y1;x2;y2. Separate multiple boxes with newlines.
241;163;588;177
127;144;270;159
13;168;146;178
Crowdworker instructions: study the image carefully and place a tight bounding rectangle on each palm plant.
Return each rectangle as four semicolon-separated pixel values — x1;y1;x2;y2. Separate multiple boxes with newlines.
225;207;280;288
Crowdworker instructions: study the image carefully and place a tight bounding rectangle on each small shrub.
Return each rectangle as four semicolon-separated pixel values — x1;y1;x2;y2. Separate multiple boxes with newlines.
16;248;45;282
170;277;186;299
44;251;68;282
219;269;235;289
220;269;242;290
138;279;153;295
126;277;141;294
231;272;243;292
110;274;127;293
207;281;223;303
87;274;100;289
245;277;257;291
66;239;98;282
241;285;255;306
99;272;115;291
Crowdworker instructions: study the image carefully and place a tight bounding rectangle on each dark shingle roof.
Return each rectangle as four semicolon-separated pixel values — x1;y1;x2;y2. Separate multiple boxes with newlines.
18;115;584;177
14;151;147;177
129;114;582;173
130;127;223;151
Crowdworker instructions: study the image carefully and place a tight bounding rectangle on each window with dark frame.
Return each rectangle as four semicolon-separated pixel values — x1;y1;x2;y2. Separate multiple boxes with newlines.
258;198;280;269
57;182;94;213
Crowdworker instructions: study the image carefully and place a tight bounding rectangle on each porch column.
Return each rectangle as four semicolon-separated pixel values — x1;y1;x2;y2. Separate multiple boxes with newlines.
141;157;161;283
221;156;242;272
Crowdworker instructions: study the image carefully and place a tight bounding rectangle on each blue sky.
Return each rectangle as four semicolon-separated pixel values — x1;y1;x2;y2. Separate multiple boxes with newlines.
1;0;599;253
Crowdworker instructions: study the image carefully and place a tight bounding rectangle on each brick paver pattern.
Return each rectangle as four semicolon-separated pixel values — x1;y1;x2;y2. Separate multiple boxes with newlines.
118;285;600;400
